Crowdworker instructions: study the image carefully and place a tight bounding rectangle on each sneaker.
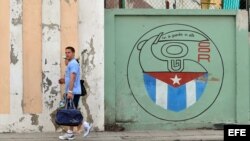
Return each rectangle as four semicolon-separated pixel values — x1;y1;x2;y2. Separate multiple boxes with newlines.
83;123;92;137
59;133;75;140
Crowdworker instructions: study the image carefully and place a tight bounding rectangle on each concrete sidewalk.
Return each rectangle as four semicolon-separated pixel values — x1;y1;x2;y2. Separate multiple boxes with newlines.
0;130;223;141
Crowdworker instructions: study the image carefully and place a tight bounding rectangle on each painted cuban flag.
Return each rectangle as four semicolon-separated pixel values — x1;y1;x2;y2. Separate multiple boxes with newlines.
143;72;208;112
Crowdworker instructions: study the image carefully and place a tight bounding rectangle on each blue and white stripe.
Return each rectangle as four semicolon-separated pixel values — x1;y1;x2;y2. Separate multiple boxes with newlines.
144;73;208;112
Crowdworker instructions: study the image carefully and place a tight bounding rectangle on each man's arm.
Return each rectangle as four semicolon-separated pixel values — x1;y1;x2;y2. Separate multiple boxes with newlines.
67;73;76;99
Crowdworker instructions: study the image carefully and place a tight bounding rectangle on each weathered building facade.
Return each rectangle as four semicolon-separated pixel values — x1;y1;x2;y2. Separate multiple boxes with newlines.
1;0;250;133
0;0;104;132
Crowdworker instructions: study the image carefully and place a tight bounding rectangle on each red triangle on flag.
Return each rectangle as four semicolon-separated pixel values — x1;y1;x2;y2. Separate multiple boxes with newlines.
146;72;207;87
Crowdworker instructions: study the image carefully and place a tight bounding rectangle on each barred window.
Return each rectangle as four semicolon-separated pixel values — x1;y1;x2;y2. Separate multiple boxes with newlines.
105;0;249;30
105;0;248;10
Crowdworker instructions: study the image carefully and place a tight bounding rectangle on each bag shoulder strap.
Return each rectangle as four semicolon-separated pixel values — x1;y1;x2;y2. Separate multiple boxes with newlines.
65;98;76;109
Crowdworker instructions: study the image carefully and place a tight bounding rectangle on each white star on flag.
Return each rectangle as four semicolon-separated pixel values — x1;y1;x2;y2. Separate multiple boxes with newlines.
170;75;181;85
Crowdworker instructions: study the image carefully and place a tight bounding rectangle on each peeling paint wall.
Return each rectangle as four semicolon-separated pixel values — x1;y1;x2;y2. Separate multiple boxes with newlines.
0;0;10;114
41;0;61;132
0;0;104;132
79;0;105;131
22;0;43;113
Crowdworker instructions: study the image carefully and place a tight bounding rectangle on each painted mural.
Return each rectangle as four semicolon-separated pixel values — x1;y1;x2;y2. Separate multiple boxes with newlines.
127;24;224;121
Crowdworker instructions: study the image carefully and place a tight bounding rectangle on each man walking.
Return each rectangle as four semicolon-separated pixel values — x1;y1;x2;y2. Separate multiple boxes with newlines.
59;46;92;140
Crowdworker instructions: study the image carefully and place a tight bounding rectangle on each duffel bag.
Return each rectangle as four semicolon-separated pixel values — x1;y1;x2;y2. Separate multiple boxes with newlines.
55;99;83;126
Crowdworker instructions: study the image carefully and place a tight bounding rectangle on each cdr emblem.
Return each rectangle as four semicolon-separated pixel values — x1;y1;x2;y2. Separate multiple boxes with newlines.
127;24;224;120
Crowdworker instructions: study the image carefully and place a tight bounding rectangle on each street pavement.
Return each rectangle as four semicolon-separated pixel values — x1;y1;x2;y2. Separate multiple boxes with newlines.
0;130;223;141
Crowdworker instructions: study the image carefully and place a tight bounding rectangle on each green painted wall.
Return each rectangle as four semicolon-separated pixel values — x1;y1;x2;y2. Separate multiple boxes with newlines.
105;10;250;130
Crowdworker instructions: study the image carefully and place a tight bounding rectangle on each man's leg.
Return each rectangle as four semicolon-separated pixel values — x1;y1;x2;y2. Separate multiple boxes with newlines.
72;95;92;137
74;95;92;137
72;95;81;133
73;94;80;108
